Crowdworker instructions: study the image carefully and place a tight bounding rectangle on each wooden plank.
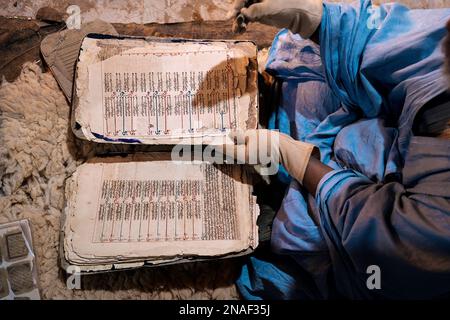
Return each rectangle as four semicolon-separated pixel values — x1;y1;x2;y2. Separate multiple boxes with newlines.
112;20;278;49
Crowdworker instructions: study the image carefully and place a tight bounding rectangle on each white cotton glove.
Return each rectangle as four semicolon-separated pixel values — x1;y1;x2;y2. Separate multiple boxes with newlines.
223;130;316;183
228;0;323;39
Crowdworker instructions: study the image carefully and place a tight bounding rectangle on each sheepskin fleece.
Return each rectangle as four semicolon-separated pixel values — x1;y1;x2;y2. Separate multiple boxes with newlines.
0;63;240;300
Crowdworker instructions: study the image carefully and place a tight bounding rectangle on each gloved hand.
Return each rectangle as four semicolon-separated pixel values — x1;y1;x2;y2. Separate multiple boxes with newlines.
222;129;316;183
228;0;323;39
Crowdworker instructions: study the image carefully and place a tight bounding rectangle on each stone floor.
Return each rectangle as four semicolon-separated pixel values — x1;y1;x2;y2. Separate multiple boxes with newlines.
1;0;449;25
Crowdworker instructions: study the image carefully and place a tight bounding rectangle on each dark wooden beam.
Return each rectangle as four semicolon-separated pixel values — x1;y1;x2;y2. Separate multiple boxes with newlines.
112;20;278;49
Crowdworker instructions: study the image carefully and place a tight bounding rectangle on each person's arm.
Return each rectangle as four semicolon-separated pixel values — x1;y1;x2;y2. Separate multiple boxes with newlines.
228;0;323;40
302;155;332;196
309;27;321;45
278;134;332;195
225;130;332;195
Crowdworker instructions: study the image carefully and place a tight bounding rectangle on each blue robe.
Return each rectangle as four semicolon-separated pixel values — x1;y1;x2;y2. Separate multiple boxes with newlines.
237;0;450;299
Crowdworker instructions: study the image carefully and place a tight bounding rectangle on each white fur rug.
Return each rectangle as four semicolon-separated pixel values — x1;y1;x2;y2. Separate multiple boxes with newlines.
0;63;240;299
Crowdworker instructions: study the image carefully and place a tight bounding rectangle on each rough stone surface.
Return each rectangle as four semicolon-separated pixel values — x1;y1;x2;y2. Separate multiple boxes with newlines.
1;0;448;24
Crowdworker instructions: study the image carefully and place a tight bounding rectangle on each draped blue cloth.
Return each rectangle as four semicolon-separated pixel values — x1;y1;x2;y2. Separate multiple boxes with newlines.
237;0;450;299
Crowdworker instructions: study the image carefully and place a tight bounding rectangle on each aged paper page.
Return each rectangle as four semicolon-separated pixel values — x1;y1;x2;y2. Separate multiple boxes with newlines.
73;37;258;144
64;155;258;266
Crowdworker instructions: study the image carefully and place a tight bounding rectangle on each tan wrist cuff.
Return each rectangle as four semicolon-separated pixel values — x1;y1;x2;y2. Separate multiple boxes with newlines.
295;3;323;39
279;137;316;183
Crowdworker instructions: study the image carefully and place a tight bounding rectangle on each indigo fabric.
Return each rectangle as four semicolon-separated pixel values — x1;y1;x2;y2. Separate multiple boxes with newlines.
237;0;450;299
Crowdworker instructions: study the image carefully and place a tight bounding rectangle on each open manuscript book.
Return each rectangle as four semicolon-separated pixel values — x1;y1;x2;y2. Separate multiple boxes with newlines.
72;34;258;144
62;36;260;272
63;155;259;272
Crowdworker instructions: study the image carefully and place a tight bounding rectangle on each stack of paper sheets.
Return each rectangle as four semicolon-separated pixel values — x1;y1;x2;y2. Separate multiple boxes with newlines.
62;155;259;272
